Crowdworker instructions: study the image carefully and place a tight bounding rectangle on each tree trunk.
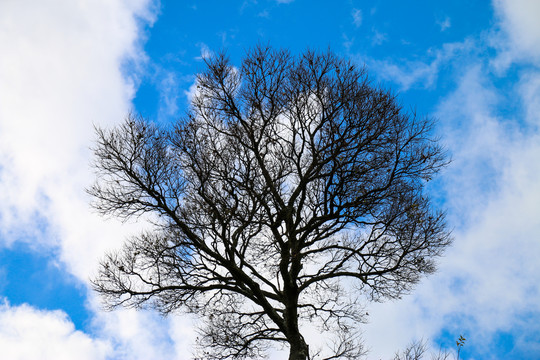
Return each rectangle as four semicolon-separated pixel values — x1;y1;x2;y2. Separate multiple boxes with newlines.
288;334;309;360
284;300;309;360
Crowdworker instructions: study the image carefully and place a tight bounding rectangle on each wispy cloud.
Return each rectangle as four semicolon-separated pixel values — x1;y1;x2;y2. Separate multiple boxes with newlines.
195;42;213;60
371;29;388;45
258;9;270;18
158;71;180;119
437;16;451;32
352;8;362;28
363;40;471;90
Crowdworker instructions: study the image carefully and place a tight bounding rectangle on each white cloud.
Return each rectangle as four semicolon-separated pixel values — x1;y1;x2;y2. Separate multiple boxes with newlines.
437;66;510;219
348;3;540;357
0;301;110;360
184;79;200;103
88;300;197;360
493;0;540;65
0;1;198;359
362;53;540;360
0;299;197;360
518;70;540;127
432;65;540;324
0;0;155;275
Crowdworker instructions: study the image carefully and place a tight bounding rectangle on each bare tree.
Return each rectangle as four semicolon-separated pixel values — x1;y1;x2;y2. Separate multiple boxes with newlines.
393;336;468;360
393;340;429;360
89;46;451;360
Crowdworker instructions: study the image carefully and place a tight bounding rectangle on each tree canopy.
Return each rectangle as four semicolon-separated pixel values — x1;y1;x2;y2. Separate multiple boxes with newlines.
90;46;451;360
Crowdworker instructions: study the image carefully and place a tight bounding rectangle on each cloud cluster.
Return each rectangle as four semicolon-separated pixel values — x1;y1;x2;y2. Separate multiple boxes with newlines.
493;0;540;67
0;0;153;273
360;1;540;358
0;0;197;359
0;299;197;360
0;301;109;360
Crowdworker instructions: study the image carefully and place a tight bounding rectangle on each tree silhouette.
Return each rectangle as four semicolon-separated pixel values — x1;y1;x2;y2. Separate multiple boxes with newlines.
89;46;451;360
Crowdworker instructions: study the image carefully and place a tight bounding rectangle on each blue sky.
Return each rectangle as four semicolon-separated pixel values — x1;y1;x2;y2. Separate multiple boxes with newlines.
1;0;540;359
